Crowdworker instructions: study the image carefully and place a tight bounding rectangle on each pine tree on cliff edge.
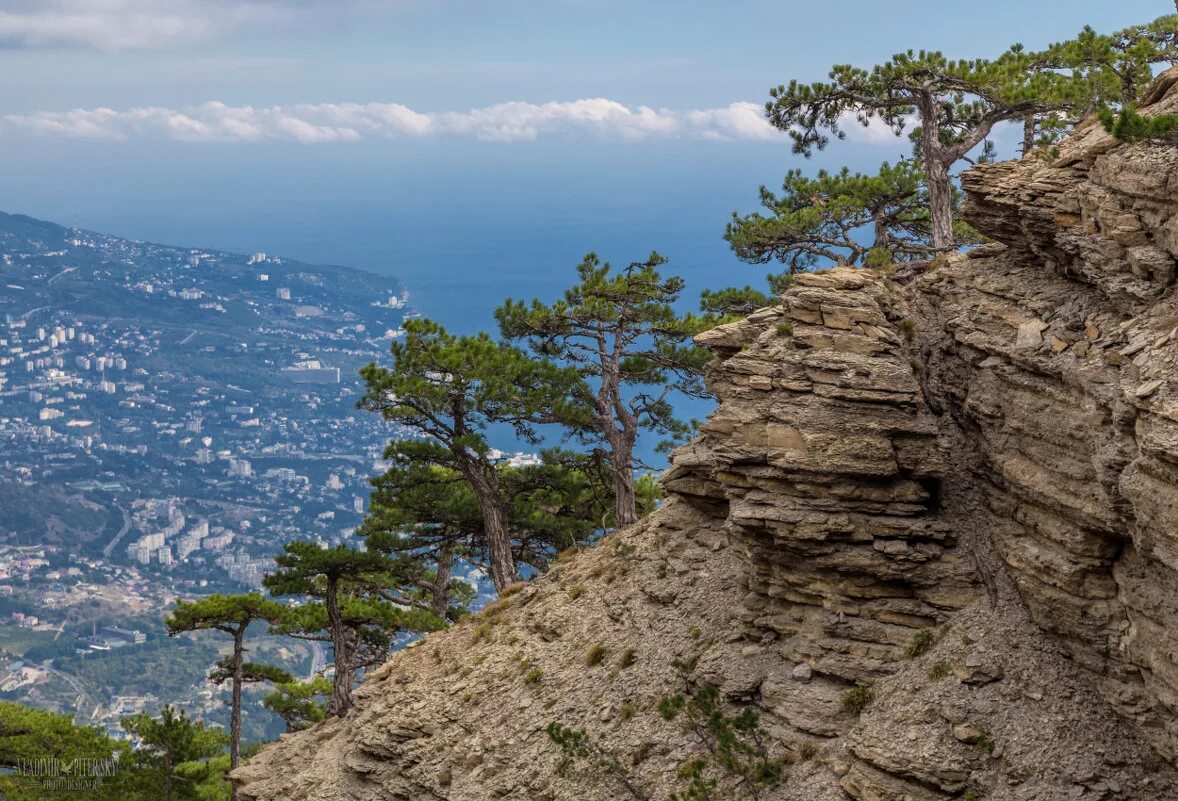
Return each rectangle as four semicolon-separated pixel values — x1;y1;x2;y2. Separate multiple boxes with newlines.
359;318;585;591
765;47;1083;249
263;541;443;717
497;252;712;528
165;593;284;798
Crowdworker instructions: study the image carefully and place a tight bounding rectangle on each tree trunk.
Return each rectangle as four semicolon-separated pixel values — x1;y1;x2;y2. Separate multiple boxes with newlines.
872;214;890;252
230;627;244;801
917;92;954;251
483;500;515;592
1021;116;1035;158
611;451;638;529
924;156;954;251
432;542;454;619
325;578;353;717
462;466;515;592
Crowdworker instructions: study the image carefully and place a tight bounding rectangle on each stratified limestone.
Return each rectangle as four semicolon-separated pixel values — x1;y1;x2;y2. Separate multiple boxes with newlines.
235;71;1178;801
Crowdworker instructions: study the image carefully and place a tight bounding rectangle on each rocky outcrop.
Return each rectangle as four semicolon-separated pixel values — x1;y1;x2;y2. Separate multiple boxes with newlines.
235;74;1178;801
907;72;1178;764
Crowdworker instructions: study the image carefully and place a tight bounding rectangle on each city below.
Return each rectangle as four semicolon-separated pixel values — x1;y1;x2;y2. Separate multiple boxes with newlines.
0;211;503;740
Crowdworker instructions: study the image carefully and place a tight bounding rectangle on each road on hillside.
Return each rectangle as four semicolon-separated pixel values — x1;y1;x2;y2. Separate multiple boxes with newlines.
309;641;325;679
46;666;91;720
102;506;132;560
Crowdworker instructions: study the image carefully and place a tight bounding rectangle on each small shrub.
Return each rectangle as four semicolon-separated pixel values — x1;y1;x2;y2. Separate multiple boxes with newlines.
907;628;936;658
546;723;646;800
480;597;512;618
500;581;528;599
618;648;637;668
864;246;894;267
631;741;654;767
659;683;783;799
587;643;608;667
841;684;872;715
1099;104;1178;144
898;318;916;341
775;322;794;336
613;540;636;558
655;562;669;579
618;702;634;722
525;667;543;685
567;584;585;600
472;623;493;644
797;740;818;762
929;662;951;680
689;626;702;641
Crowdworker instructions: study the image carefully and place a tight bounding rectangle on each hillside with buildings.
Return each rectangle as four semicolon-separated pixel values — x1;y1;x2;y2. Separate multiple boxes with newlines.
0;213;418;733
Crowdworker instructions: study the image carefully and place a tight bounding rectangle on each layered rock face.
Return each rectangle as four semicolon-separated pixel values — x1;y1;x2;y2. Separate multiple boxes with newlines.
236;77;1178;801
667;270;975;689
907;73;1178;762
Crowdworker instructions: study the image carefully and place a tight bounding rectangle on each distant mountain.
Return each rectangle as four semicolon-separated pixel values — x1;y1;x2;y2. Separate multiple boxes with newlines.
0;210;408;580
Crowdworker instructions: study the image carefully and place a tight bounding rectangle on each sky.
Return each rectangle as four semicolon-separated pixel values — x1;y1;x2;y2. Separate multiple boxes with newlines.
1;0;1173;333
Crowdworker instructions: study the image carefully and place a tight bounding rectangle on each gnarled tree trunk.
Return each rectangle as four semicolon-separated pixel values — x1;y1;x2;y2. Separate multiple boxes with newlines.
916;92;954;251
461;465;515;592
325;578;353;717
230;627;244;801
431;542;455;618
610;451;637;528
1022;116;1036;158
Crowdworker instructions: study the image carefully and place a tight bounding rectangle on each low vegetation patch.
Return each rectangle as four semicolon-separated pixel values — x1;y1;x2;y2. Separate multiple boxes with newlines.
586;643;608;667
907;628;936;658
841;684;873;714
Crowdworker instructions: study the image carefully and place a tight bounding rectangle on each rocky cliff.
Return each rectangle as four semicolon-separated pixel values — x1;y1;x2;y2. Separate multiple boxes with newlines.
234;74;1178;801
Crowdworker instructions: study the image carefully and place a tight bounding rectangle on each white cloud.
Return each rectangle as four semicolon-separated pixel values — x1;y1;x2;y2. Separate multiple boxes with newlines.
0;0;297;51
5;98;922;146
4;98;786;143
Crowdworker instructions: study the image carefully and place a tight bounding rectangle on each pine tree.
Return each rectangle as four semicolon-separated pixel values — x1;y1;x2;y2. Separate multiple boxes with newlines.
1050;16;1178;106
359;459;485;618
263;542;443;716
121;705;229;801
698;276;794;318
261;677;333;733
360;450;613;615
1021;16;1178;155
765;48;1084;248
0;701;138;801
725;161;937;271
165;592;285;791
496;252;713;528
722;161;982;308
501;451;633;566
207;659;294;739
359;318;584;591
